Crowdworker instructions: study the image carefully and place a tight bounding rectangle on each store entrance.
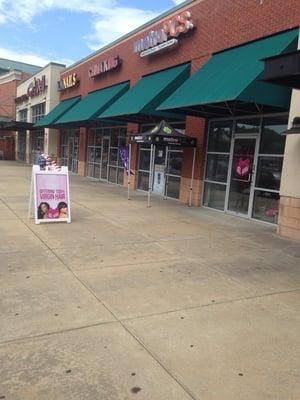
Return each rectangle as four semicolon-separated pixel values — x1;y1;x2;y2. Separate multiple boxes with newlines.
31;130;44;164
68;136;79;173
101;137;110;180
227;136;258;217
138;145;183;199
153;147;166;195
18;131;26;161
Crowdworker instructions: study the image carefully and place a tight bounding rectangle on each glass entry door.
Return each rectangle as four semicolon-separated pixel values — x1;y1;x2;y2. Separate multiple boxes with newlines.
101;137;110;180
227;137;257;217
68;137;79;173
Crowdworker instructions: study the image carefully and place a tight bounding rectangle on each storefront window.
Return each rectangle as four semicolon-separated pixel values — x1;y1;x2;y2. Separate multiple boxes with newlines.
166;176;181;199
137;122;185;199
252;191;280;224
17;131;26;161
18;109;27;122
203;121;233;211
31;130;44;164
207;121;232;153
31;103;45;123
167;151;183;176
60;129;80;171
235;118;260;134
251;116;287;223
203;182;227;210
203;115;287;224
86;127;126;184
255;156;283;191
205;154;229;183
260;117;287;154
138;171;150;191
139;149;151;171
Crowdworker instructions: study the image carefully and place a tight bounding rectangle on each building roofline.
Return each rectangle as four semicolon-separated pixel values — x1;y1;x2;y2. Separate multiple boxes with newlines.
64;0;195;73
17;61;66;87
0;57;42;69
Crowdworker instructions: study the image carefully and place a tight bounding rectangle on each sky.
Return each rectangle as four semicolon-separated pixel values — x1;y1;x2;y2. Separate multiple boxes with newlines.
0;0;187;68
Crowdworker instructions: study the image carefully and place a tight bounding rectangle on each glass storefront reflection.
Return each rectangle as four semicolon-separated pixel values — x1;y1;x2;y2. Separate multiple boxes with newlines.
252;191;280;224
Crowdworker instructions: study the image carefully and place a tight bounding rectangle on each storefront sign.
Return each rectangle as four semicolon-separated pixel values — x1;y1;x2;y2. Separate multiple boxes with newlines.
140;39;178;57
57;73;79;91
15;94;29;104
27;75;46;98
119;146;129;173
133;11;194;57
88;56;121;78
29;165;71;224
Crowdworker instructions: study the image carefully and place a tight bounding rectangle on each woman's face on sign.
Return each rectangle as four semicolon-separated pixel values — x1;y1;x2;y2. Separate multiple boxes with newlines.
41;203;48;213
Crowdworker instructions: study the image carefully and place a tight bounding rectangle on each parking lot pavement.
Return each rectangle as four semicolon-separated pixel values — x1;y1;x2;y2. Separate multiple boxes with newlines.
0;161;299;400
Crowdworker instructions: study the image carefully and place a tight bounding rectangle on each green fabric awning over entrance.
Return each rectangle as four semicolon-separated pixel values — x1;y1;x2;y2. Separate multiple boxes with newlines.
34;96;81;128
54;81;130;126
158;28;299;117
99;63;190;122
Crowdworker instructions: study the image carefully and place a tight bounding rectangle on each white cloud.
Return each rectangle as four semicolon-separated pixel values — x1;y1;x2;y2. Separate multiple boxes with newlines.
0;0;162;51
0;0;116;24
172;0;186;4
0;46;72;67
87;7;159;51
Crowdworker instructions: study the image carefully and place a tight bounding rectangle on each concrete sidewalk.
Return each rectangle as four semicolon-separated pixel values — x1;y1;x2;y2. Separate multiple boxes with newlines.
0;160;299;400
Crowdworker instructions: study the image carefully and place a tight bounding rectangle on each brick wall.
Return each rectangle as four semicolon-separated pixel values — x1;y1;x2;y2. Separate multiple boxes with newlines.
57;0;300;201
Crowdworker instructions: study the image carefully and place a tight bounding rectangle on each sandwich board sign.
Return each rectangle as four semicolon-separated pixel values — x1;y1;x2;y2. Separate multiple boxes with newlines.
29;165;71;224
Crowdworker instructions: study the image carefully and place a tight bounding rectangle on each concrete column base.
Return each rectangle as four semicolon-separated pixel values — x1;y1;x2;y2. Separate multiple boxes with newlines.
277;196;300;241
78;161;86;176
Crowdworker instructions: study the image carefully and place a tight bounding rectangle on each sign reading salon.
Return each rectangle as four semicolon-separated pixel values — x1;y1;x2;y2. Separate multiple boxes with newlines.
134;11;194;57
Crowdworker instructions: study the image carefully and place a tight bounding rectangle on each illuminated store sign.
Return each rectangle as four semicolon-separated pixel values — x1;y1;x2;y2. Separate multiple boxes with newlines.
15;75;47;104
133;11;194;57
58;73;79;91
88;56;121;78
27;75;46;98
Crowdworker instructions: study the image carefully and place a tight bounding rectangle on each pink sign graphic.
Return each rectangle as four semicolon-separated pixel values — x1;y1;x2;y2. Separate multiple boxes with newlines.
35;174;69;220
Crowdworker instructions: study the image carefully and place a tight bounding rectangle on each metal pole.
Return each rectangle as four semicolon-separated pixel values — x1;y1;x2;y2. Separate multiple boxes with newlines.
189;147;196;207
164;146;168;200
28;169;33;219
127;143;131;200
147;144;153;207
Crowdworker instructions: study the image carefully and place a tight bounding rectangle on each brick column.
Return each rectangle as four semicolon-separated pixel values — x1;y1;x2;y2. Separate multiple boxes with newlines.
78;127;87;176
179;116;207;206
124;123;139;189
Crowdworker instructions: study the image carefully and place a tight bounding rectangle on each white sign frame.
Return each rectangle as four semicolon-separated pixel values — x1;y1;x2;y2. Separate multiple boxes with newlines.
29;165;71;224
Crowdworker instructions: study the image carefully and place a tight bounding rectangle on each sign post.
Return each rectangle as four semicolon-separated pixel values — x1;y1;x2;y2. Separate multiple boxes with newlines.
29;165;71;224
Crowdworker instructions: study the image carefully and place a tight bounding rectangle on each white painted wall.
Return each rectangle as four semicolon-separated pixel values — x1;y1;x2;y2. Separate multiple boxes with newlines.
16;63;65;160
280;30;300;199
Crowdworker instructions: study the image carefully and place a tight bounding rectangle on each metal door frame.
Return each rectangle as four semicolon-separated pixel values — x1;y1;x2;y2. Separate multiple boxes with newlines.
100;136;110;181
225;133;260;219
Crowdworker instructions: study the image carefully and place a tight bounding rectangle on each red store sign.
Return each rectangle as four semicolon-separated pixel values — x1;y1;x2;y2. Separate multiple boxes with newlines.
27;75;46;98
88;56;121;78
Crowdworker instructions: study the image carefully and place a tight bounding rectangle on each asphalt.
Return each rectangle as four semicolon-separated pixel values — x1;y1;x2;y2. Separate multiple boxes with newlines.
0;160;299;400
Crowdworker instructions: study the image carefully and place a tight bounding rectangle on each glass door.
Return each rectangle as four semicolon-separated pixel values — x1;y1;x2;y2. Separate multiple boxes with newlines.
101;137;110;181
227;136;258;217
68;137;79;173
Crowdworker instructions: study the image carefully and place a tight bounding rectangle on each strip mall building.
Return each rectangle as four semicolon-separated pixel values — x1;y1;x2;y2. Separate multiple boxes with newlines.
37;0;300;240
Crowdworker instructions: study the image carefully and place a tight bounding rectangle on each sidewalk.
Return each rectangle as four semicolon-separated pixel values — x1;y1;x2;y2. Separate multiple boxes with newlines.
0;161;299;400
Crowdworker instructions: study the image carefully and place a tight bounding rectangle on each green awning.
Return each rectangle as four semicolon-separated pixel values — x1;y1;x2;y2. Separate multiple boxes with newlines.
34;96;81;127
54;81;130;126
99;63;190;122
158;28;299;117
